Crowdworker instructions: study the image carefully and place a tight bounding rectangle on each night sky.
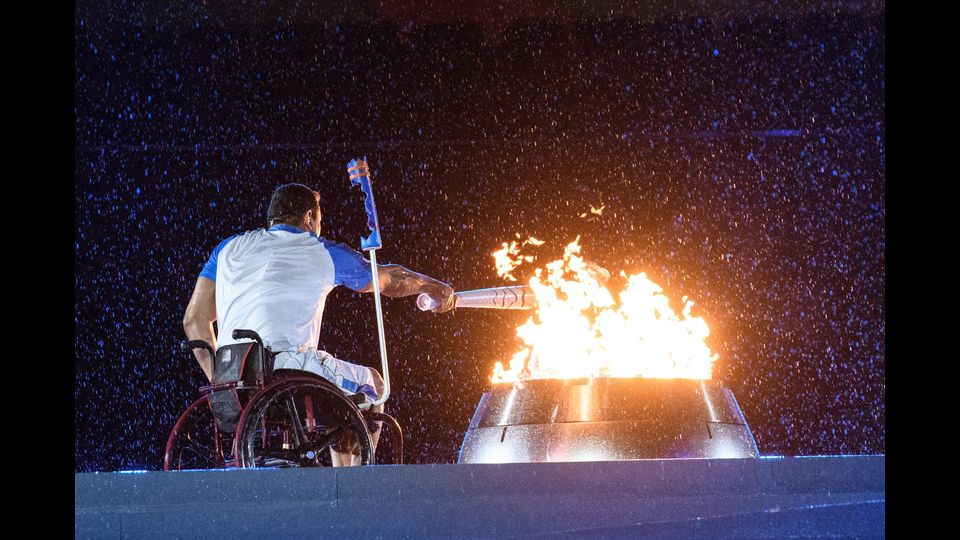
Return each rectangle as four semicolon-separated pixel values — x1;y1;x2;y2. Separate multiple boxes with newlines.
75;1;884;472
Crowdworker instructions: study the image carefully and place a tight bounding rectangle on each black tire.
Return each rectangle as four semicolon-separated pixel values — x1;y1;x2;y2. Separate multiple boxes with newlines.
234;373;374;468
164;395;234;471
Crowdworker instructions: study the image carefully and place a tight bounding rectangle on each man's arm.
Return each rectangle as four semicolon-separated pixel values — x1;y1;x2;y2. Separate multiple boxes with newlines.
183;277;218;382
355;264;455;312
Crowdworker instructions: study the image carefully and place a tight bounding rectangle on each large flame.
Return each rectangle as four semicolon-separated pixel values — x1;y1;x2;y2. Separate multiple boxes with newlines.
492;237;717;383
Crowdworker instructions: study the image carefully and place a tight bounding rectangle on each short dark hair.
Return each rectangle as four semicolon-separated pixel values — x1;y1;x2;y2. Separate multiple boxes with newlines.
267;183;320;227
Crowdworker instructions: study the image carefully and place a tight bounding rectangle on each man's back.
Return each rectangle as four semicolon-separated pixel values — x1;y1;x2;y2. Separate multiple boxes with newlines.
204;224;371;353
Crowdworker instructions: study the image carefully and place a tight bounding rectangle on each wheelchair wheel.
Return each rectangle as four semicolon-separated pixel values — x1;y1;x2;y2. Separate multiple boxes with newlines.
164;395;234;471
234;372;374;468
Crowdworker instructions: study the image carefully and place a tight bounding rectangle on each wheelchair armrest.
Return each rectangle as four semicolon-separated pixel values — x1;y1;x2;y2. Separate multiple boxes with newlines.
181;340;215;358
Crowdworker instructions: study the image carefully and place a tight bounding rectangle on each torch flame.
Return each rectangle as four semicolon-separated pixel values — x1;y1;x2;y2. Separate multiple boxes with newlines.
492;235;544;282
492;237;717;382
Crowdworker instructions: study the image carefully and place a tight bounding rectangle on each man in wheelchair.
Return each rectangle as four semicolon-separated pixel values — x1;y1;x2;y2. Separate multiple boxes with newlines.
181;182;455;465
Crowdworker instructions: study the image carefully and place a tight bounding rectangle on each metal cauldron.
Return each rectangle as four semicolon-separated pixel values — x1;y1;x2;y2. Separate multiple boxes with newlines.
458;377;759;463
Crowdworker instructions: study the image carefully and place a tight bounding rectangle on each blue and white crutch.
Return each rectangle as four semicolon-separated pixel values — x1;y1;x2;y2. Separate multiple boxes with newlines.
346;158;391;406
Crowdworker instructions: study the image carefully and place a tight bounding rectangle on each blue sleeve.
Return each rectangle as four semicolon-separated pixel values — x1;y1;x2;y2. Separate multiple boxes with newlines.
328;243;373;290
199;235;239;282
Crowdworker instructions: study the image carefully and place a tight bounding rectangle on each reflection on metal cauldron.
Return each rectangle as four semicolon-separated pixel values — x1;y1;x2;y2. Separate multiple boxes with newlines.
457;377;759;464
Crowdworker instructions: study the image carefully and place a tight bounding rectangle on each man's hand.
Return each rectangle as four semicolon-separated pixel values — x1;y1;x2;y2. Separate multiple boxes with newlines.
430;282;456;313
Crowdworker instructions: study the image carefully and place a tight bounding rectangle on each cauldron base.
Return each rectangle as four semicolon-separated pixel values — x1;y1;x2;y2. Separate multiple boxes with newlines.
458;377;759;464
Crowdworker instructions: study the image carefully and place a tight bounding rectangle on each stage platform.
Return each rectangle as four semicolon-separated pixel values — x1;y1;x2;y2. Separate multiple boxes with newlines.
76;455;884;538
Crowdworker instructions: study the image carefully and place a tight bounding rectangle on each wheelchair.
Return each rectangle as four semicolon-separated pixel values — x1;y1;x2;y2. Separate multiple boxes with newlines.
164;329;403;470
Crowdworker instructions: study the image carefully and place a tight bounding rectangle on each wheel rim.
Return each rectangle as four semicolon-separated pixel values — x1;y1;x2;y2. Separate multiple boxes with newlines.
164;396;234;471
234;377;373;468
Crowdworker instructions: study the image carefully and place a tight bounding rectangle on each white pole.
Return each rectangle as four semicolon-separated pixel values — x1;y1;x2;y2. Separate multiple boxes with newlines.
367;249;390;406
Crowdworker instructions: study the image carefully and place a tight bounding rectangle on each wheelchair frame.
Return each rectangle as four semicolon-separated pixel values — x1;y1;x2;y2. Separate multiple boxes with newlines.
164;329;403;470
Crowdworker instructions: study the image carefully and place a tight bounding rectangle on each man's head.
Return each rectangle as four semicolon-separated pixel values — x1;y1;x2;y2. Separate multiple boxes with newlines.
267;183;322;235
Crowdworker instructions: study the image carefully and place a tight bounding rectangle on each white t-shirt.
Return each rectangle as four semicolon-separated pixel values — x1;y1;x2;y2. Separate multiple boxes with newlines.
199;224;372;352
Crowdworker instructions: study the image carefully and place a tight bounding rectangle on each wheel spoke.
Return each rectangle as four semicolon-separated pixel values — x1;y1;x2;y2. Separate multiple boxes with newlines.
166;397;232;470
299;424;349;455
284;392;306;446
258;449;297;461
179;440;222;467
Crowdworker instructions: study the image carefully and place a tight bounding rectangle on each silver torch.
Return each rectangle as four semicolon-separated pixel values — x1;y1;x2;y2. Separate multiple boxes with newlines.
417;285;535;311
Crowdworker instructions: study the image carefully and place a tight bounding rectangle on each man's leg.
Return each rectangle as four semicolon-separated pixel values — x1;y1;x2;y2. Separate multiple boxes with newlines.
328;365;384;466
329;432;358;467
